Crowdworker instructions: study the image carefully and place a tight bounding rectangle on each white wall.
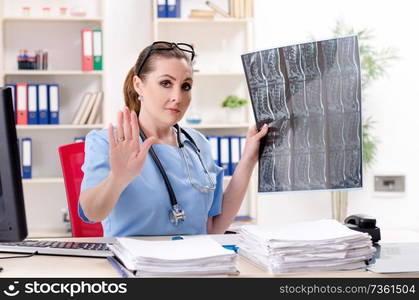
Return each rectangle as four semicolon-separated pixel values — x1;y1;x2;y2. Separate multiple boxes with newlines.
103;0;152;125
253;0;419;231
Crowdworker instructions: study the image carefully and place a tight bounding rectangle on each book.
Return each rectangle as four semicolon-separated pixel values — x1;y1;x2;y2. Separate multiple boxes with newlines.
48;84;60;124
189;9;215;19
72;92;92;125
108;236;238;277
229;0;238;18
244;0;253;18
86;91;103;125
78;92;97;125
81;29;93;71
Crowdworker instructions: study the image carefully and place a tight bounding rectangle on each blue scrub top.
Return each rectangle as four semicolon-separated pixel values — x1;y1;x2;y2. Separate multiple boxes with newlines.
79;127;224;237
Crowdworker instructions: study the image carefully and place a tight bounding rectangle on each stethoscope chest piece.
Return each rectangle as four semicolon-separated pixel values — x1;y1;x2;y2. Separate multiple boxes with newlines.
169;204;186;226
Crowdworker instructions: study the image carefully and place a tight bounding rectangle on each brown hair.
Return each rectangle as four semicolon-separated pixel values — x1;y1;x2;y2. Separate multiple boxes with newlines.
123;42;193;116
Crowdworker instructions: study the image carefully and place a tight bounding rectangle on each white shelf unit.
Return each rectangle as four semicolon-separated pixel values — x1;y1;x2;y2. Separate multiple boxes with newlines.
16;124;104;130
3;70;103;75
3;16;103;22
0;0;105;235
22;177;64;184
151;0;257;220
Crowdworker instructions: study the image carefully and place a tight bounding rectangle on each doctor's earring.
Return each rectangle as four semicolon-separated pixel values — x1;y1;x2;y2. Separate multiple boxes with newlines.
138;95;144;101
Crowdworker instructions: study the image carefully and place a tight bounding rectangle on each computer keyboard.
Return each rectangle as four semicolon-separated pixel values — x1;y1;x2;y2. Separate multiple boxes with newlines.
0;240;113;258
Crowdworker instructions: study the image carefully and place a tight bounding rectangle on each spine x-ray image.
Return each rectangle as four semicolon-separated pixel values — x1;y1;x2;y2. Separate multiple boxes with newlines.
242;35;362;193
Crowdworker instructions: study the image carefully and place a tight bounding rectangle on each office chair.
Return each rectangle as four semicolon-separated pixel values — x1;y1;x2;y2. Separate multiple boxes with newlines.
58;142;104;237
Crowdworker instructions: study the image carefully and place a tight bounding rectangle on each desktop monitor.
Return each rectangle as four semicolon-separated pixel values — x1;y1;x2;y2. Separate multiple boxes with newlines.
0;87;28;241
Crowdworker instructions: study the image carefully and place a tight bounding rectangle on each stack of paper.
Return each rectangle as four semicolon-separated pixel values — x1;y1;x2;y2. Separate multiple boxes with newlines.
109;236;238;277
238;219;376;274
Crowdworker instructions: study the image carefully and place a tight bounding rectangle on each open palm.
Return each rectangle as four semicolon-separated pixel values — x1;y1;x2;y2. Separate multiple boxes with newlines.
108;108;157;185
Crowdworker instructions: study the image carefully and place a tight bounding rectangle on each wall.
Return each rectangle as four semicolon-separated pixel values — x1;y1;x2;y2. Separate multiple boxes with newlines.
253;0;419;231
103;0;152;125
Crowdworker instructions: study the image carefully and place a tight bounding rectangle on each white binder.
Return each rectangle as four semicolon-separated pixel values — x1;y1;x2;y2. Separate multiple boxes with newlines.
21;138;32;179
48;84;60;124
37;84;49;124
219;137;230;176
87;91;103;124
230;136;240;174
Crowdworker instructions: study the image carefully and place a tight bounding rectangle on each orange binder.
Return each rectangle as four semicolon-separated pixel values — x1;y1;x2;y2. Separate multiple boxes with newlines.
81;28;93;71
16;83;28;125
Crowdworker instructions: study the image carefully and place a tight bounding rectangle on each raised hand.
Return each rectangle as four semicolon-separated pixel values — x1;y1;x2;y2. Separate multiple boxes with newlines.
107;107;157;186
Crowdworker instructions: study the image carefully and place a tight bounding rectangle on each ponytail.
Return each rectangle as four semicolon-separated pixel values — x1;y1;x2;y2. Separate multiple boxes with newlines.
123;67;141;116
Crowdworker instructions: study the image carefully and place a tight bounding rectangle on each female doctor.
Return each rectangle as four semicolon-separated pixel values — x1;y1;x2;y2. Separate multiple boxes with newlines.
79;41;268;237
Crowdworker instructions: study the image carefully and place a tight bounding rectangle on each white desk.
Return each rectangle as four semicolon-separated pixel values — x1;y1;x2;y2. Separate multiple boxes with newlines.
1;231;419;278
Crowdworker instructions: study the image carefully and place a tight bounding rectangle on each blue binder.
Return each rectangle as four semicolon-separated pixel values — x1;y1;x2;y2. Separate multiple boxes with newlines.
219;136;231;176
27;84;39;124
207;136;220;167
48;84;60;124
37;84;49;124
230;136;241;175
5;84;16;122
157;0;167;17
21;137;32;179
166;0;180;18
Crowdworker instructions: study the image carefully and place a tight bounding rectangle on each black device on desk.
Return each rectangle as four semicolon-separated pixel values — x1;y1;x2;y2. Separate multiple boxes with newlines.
344;214;381;244
0;87;111;259
0;87;28;243
0;240;112;257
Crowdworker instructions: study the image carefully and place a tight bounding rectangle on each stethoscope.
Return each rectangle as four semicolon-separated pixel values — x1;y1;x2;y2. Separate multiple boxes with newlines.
139;124;216;226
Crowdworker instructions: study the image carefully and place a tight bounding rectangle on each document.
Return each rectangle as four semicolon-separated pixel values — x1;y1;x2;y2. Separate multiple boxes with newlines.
238;219;375;274
109;236;238;277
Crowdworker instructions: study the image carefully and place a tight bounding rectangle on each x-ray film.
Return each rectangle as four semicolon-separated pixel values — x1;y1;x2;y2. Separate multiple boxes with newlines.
242;35;362;193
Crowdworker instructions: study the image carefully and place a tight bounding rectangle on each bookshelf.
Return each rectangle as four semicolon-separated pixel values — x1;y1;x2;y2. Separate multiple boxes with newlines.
3;16;103;22
16;124;104;130
3;70;103;75
0;0;105;235
22;177;64;184
151;0;257;221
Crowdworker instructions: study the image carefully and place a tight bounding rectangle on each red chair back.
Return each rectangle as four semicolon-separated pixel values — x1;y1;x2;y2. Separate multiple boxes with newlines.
58;142;103;237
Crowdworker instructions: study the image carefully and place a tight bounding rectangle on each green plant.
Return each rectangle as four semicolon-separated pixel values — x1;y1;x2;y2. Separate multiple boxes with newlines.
362;117;378;166
221;95;248;108
331;20;398;168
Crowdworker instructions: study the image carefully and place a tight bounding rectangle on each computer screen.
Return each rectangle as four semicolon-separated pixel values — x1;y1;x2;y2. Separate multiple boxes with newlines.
242;35;363;193
0;87;28;242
